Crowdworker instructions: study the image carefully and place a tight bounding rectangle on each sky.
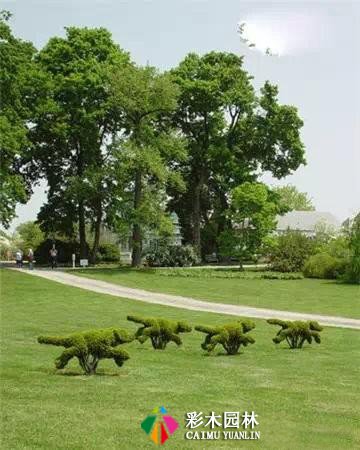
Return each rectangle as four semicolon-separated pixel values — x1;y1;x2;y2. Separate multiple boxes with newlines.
3;0;360;231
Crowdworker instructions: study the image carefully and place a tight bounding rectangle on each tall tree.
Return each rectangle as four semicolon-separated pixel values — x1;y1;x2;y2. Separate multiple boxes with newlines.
110;65;186;267
171;52;305;257
15;221;44;251
0;11;35;227
29;27;129;259
218;182;278;268
273;184;315;212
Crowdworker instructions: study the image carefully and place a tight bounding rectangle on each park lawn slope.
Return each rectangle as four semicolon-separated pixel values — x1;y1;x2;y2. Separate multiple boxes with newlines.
1;268;359;449
71;267;360;319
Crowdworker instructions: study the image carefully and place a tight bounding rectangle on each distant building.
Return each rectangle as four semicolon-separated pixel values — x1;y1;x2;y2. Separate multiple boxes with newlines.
275;211;341;237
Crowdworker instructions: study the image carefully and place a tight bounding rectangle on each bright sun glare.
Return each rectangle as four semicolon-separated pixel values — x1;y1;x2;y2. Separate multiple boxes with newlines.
240;21;286;56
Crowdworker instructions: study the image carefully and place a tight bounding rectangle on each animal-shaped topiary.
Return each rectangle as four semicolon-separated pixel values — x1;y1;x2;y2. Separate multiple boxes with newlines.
127;315;192;349
195;320;256;355
267;319;323;349
38;328;134;374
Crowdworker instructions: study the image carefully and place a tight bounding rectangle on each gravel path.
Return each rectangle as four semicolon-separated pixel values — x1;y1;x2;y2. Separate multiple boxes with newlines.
16;268;360;330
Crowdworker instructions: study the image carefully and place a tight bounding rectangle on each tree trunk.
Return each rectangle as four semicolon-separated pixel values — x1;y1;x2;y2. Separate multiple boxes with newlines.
131;169;142;267
192;180;202;258
90;200;102;264
79;199;87;259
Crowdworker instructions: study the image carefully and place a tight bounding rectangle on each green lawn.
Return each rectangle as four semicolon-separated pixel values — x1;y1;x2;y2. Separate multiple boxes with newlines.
70;267;360;319
1;268;360;449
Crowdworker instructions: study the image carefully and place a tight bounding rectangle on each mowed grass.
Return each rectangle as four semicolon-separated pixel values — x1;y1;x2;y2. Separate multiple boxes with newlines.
71;267;360;318
1;269;360;450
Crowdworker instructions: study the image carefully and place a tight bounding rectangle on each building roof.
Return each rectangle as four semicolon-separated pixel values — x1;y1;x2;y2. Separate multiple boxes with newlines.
276;211;341;232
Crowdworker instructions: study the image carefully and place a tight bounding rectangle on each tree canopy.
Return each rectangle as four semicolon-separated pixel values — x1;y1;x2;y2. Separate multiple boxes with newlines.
170;52;305;257
0;11;35;227
3;22;308;264
28;27;130;259
273;184;315;212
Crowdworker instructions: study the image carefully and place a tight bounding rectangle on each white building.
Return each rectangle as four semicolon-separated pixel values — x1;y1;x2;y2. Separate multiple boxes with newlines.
275;211;341;237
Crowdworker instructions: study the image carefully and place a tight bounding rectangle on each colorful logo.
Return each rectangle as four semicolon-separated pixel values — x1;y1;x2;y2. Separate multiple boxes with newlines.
141;406;179;445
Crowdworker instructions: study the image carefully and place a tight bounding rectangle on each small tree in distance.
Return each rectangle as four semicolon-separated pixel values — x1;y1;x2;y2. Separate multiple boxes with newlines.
273;185;315;212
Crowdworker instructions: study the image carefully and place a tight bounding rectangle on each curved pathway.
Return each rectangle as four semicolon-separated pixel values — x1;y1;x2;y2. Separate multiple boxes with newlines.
16;268;360;330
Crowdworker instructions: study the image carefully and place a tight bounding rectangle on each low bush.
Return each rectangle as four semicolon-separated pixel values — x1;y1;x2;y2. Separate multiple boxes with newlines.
157;268;303;280
303;253;347;279
96;243;120;263
270;231;314;272
195;320;256;355
261;273;304;280
38;328;133;374
127;315;192;349
145;245;199;267
267;319;323;349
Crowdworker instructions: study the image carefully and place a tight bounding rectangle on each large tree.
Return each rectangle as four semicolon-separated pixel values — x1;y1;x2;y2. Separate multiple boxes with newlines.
171;52;305;257
29;27;129;259
0;11;35;227
110;65;185;266
273;184;315;212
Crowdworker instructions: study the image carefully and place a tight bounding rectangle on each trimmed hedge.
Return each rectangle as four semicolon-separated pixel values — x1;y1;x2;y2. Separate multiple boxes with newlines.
267;319;323;349
303;253;347;279
38;328;133;374
195;320;256;355
127;315;192;349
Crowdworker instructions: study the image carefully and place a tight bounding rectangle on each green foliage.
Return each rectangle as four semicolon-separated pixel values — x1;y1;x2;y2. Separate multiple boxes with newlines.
127;315;191;349
195;320;256;355
270;231;314;272
0;11;35;226
145;245;199;267
38;328;133;374
303;253;347;279
218;182;278;266
30;27;130;258
343;213;360;284
15;221;44;252
273;185;315;212
97;243;120;263
267;319;323;349
110;64;186;267
260;273;304;280
170;52;305;257
156;267;303;280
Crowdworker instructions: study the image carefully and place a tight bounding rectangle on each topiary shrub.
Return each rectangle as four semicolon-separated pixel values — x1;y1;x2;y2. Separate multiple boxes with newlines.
127;315;192;349
303;253;347;279
38;328;134;375
267;319;323;349
195;320;256;355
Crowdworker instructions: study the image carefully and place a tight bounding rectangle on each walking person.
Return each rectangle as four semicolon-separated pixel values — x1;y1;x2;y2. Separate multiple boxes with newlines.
49;245;58;269
28;248;34;270
15;250;23;268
